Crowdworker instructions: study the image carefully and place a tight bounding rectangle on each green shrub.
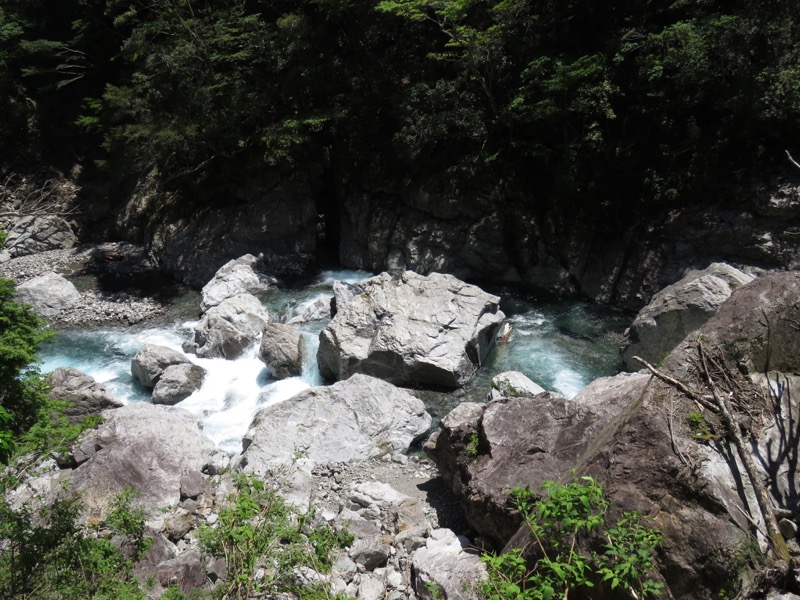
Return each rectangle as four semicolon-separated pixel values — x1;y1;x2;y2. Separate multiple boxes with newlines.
481;475;663;599
198;473;352;600
0;487;151;599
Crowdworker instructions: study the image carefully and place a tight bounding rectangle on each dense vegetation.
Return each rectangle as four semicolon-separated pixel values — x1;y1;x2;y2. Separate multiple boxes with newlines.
1;0;798;215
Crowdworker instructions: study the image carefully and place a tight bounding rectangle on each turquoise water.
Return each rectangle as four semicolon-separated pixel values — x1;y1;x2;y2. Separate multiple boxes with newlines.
39;270;626;452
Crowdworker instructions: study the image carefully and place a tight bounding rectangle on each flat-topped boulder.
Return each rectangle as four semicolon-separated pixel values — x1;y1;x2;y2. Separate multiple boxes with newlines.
317;271;505;388
200;254;276;312
622;262;754;371
237;374;431;470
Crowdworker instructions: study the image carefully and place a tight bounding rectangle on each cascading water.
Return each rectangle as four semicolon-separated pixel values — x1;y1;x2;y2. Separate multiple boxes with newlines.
39;269;626;454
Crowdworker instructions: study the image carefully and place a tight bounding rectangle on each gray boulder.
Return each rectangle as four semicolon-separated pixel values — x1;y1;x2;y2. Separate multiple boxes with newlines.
200;254;276;312
622;262;754;371
68;403;216;517
258;323;303;379
317;271;505;388
151;364;206;405
183;293;271;359
131;344;190;389
488;371;546;402
238;374;431;470
15;272;81;317
412;528;487;600
5;215;77;257
47;367;123;425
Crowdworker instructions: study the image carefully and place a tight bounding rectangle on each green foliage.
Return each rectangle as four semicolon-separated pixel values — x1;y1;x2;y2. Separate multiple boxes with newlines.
0;277;52;443
199;472;352;599
687;412;715;442
0;487;150;599
481;475;663;599
467;432;480;458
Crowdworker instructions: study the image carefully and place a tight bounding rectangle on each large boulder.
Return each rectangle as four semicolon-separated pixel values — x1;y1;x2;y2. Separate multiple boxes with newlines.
14;272;81;317
131;344;191;389
428;272;800;599
200;254;276;312
66;403;215;518
183;293;271;359
47;367;123;424
317;271;505;388
258;323;303;379
622;263;755;370
663;270;800;377
151;364;205;405
237;374;431;470
5;215;77;257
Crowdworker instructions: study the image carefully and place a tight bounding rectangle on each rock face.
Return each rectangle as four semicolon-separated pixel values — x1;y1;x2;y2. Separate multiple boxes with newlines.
238;374;431;470
152;364;205;405
338;180;800;311
14;272;81;317
183;293;271;359
317;271;505;388
200;254;276;312
68;403;216;517
47;367;123;424
5;215;77;257
428;271;800;599
131;344;191;389
141;175;317;287
622;262;755;370
258;323;303;379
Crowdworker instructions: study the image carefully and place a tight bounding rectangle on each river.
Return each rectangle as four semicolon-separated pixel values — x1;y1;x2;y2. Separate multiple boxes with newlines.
39;269;628;455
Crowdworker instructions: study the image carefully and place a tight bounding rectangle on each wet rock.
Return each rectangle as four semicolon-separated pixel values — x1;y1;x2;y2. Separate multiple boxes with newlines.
151;363;205;405
258;322;303;379
14;272;81;317
318;271;505;388
287;296;331;325
183;293;271;359
131;344;190;389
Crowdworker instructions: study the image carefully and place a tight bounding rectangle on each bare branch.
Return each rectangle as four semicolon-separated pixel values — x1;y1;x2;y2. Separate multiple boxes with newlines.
785;149;800;171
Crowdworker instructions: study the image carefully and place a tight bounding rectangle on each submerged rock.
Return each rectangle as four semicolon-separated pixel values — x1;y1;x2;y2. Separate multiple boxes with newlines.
237;374;431;470
317;271;505;388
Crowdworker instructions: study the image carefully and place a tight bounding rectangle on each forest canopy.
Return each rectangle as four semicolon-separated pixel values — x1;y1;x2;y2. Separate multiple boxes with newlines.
1;0;798;212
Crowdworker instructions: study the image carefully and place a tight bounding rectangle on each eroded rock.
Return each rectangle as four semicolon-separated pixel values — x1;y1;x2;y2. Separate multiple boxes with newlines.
183;293;271;359
200;254;275;312
318;271;505;388
258;322;303;379
14;272;81;317
47;367;123;424
131;344;190;389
